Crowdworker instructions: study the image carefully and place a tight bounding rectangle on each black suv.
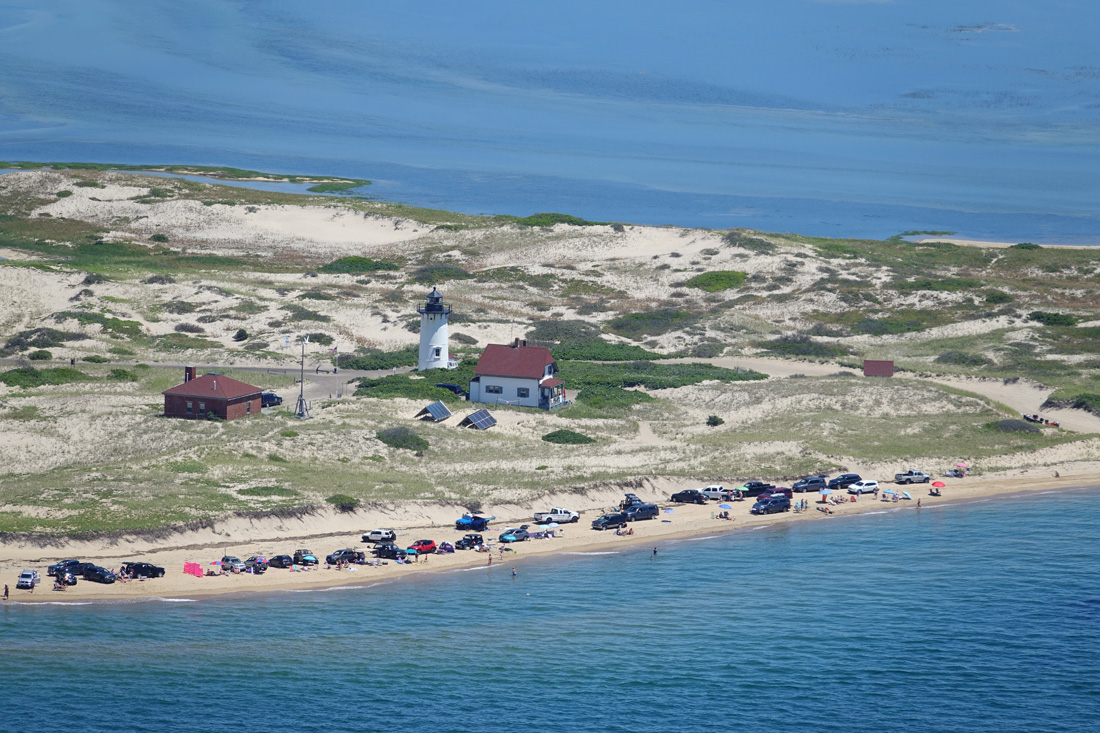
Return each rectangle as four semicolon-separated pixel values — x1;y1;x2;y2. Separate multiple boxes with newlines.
48;559;87;577
827;473;862;490
372;542;403;560
624;503;659;521
84;565;117;584
326;549;365;565
792;476;827;492
670;489;707;504
750;496;791;515
120;562;166;579
261;392;283;407
293;549;319;565
268;555;294;569
455;534;484;550
592;512;629;531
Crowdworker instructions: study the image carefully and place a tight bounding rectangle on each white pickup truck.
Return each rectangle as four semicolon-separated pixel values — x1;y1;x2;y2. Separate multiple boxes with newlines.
534;507;580;523
894;469;931;484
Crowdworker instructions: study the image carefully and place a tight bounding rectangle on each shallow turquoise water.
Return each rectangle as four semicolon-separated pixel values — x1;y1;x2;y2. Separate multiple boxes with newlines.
3;489;1099;732
1;1;1098;241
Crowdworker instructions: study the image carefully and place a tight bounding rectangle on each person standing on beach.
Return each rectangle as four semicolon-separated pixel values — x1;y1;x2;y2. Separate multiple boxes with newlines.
487;555;492;567
3;584;7;600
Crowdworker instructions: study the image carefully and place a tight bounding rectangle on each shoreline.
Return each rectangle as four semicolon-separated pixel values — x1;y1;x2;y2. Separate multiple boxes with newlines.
5;472;1097;605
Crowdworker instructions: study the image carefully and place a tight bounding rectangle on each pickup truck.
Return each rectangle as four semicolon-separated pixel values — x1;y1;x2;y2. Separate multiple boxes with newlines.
700;485;731;501
735;481;776;497
455;514;494;531
894;469;931;484
534;507;580;524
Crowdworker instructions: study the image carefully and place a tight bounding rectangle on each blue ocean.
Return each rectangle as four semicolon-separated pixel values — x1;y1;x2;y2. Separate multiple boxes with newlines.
3;490;1099;732
1;1;1099;242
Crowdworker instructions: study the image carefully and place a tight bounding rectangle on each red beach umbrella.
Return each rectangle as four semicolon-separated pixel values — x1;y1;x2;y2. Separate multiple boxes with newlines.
932;481;946;488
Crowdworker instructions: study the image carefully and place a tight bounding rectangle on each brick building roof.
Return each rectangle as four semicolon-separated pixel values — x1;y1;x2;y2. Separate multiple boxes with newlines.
475;344;556;379
163;373;262;400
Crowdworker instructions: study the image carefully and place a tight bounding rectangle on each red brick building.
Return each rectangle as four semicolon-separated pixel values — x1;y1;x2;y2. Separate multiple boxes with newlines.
163;370;262;420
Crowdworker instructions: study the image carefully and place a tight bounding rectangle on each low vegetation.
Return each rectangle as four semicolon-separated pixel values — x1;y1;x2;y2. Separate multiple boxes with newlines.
542;429;596;444
376;426;429;452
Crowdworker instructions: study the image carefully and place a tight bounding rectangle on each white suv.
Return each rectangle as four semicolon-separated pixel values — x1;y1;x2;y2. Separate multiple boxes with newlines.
847;480;880;495
362;529;397;543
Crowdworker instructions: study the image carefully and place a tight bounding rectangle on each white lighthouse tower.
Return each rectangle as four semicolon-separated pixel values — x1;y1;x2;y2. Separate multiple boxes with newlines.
417;287;454;370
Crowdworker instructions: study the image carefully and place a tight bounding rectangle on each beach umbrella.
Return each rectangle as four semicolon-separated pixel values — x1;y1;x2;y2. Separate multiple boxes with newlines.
819;488;832;495
543;522;559;528
718;503;732;510
956;462;968;468
901;491;913;500
932;481;946;488
210;560;221;565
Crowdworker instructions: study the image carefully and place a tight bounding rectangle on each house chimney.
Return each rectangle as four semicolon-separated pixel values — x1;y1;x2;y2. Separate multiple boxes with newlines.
212;379;217;391
185;366;194;383
513;337;520;348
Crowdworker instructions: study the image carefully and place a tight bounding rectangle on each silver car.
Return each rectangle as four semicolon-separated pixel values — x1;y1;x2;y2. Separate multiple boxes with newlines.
220;556;246;572
16;570;37;589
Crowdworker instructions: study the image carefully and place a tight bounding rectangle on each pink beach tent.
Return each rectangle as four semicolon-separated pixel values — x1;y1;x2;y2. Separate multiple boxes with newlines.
183;562;203;578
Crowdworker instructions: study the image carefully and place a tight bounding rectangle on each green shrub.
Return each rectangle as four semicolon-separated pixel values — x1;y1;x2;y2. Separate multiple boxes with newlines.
238;485;297;497
142;275;176;285
161;301;197;315
3;327;87;355
606;309;699;339
1028;311;1076;327
325;494;361;512
82;354;110;363
684;270;747;292
233;328;249;342
298;290;335;301
1011;242;1042;250
74;180;103;188
990;419;1041;433
758;335;848;359
306;179;370;194
174;323;205;334
27;350;52;361
339;345;418;371
82;273;109;285
268;454;288;463
0;367;89;389
306;332;334;346
515;212;603;227
280;304;331;322
452;332;478;345
355;374;463;402
722;231;776;254
894;277;981;292
411;264;471;284
150;233;169;243
985;291;1013;304
280;429;299;438
542;429;596;444
56;190;73;198
107;368;139;382
167;459;206;474
318;256;399;274
706;415;725;427
935;351;992;367
574;384;655;410
527;320;601;345
52;311;143;339
554;341;663;360
376;426;429;452
108;346;135;356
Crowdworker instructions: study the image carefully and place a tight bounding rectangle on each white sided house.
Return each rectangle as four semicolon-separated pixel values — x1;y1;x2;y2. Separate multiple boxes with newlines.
417;287;457;371
469;340;567;410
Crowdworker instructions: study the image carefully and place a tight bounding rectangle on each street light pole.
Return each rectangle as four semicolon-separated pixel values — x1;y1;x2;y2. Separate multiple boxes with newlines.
295;334;310;419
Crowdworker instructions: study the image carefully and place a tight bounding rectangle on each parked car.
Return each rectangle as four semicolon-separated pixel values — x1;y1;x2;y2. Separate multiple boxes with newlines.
792;476;828;492
894;469;931;484
624;503;659;521
591;513;629;531
326;549;364;565
16;570;36;589
245;556;268;573
700;485;732;501
293;549;318;565
455;514;493;532
455;533;484;550
220;556;246;573
83;565;117;584
619;493;645;510
47;559;86;577
361;528;397;544
750;496;791;515
759;487;794;500
268;555;294;569
827;473;862;490
847;480;880;495
534;507;580;523
498;527;529;543
260;392;283;407
372;542;403;560
54;570;78;586
435;383;466;397
407;539;437;554
670;489;707;504
736;481;776;497
120;561;166;579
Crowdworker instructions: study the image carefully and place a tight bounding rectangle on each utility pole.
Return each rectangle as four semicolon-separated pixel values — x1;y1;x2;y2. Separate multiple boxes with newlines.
295;334;311;419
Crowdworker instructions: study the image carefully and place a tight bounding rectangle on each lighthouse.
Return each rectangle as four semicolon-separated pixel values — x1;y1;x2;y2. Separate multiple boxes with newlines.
417;287;454;370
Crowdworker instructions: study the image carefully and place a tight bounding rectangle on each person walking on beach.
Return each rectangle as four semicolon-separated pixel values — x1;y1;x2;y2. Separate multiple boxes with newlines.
917;499;922;508
3;584;8;600
487;555;492;567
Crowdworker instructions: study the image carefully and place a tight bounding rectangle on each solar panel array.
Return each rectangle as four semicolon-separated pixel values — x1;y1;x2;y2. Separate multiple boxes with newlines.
461;408;497;430
416;400;452;421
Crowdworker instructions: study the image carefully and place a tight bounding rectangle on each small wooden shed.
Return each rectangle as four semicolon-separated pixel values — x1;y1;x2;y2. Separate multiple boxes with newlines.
863;359;895;377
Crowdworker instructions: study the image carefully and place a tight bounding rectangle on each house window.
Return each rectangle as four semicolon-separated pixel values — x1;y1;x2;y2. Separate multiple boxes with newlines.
517;388;529;398
186;401;193;414
433;347;441;357
198;402;205;414
485;385;503;395
246;402;251;414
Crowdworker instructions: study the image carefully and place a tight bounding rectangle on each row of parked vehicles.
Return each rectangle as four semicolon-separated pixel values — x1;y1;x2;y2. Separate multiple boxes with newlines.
44;559;167;586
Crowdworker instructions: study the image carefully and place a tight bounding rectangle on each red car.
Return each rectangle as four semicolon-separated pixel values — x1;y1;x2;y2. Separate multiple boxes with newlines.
407;539;437;554
759;487;793;500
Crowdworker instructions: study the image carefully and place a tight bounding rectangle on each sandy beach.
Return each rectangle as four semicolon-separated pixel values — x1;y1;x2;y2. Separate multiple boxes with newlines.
4;468;1096;604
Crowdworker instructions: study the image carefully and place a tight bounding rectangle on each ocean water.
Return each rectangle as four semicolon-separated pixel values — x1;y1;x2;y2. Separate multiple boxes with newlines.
2;489;1099;732
1;1;1099;242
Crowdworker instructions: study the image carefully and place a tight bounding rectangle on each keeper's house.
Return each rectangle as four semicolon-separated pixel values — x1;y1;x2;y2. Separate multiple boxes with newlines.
163;368;262;421
469;339;567;411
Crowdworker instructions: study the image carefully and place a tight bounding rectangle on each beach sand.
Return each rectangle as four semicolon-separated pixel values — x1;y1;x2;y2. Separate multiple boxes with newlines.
3;469;1096;604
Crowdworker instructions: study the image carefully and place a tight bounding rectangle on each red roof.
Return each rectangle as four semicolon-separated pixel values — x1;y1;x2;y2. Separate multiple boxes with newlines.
163;373;262;400
541;378;563;388
475;344;556;379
